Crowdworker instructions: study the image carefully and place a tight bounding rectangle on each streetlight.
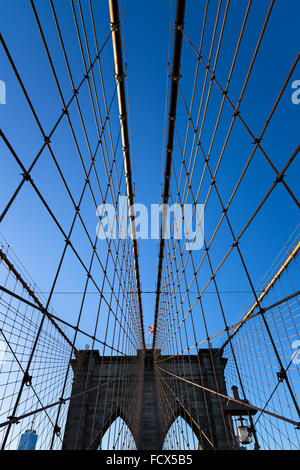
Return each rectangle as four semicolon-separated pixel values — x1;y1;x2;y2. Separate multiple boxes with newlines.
224;385;258;449
236;417;252;445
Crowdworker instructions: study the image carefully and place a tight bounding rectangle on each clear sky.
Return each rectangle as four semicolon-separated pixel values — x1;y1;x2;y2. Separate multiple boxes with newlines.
0;0;299;346
0;0;299;452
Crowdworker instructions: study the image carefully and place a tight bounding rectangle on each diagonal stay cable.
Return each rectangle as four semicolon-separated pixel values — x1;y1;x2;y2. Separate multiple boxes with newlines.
153;0;186;349
155;364;299;427
109;0;145;348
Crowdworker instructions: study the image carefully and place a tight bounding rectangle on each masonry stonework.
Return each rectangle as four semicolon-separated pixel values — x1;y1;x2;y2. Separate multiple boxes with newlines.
63;348;232;450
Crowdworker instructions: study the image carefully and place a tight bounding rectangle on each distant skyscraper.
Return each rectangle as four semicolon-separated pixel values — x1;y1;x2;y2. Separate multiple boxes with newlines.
18;429;37;450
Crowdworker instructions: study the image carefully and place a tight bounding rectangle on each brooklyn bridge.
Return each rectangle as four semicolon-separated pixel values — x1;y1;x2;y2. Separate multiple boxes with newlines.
0;0;299;451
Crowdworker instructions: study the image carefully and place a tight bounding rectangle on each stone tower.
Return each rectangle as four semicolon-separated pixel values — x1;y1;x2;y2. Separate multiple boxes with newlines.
63;348;232;450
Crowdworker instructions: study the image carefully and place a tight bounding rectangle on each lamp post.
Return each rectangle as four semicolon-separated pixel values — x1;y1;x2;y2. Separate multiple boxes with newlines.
224;385;259;449
236;416;252;445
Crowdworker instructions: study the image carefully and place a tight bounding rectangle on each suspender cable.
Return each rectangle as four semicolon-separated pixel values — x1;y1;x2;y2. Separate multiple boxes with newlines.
109;0;145;349
153;0;186;348
0;247;76;353
222;239;300;349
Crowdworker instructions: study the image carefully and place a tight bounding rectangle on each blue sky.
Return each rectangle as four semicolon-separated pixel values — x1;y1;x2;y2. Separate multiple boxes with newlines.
0;0;299;348
0;0;299;452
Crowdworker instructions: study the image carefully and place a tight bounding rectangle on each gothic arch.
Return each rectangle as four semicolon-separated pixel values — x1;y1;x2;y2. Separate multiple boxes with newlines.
63;349;231;450
100;412;137;450
163;416;199;450
161;402;202;449
89;405;137;450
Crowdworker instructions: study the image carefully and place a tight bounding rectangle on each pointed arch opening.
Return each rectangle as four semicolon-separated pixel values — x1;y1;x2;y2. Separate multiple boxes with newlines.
163;416;199;450
99;416;137;450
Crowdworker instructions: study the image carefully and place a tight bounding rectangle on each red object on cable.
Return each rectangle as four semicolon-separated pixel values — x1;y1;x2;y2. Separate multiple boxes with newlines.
148;324;154;338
